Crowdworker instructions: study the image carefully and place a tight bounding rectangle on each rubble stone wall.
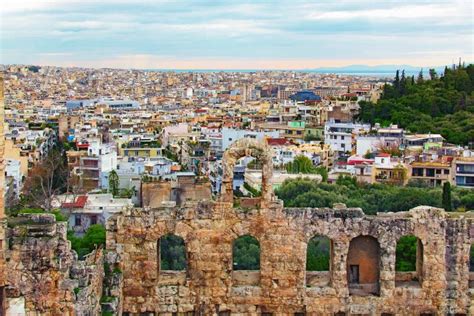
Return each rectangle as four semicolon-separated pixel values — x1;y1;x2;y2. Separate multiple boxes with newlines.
105;138;474;315
72;248;104;316
5;214;105;315
6;214;76;315
106;203;474;315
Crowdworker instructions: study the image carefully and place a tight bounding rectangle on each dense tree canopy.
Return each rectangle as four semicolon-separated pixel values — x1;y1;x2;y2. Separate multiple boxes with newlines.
396;235;418;272
307;236;330;271
275;177;474;214
357;64;474;145
233;235;260;270
160;234;186;271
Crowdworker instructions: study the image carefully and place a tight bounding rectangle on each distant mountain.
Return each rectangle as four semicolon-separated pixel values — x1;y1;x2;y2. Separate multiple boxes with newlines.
309;64;446;73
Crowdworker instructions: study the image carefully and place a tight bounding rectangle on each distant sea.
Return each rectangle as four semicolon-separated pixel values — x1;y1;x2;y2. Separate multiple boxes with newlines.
146;69;424;78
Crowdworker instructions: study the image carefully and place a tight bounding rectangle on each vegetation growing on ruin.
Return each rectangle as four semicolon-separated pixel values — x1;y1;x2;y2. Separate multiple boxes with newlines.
68;224;106;259
357;64;474;145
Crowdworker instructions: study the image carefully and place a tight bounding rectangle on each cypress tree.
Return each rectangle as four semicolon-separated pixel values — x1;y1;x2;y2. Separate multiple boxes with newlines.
442;182;452;211
400;70;407;95
417;69;424;84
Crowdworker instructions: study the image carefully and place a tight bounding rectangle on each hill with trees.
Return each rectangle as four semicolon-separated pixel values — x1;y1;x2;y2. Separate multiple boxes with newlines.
357;63;474;145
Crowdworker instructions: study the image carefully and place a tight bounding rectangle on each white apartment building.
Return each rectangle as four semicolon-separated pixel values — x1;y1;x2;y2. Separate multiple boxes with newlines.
324;121;371;156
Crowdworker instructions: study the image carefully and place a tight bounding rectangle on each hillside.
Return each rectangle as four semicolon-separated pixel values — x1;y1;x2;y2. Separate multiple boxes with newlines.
357;64;474;145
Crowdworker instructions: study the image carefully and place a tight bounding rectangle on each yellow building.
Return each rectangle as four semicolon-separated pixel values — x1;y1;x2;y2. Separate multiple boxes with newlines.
120;147;163;158
410;160;454;187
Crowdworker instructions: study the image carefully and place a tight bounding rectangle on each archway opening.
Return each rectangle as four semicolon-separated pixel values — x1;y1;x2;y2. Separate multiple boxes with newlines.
234;156;263;209
395;235;423;287
347;235;380;296
306;235;332;287
159;234;186;271
221;138;274;208
232;235;260;286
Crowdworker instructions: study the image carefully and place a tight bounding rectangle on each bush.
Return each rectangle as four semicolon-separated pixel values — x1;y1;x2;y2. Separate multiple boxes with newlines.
68;224;106;259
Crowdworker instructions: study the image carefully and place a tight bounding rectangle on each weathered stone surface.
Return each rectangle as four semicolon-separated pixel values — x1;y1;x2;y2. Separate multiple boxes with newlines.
103;140;474;315
4;214;105;315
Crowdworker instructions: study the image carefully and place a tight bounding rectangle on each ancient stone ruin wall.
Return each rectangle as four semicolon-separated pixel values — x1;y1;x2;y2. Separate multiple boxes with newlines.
6;213;76;315
106;202;474;315
5;213;104;315
72;248;105;316
104;139;474;315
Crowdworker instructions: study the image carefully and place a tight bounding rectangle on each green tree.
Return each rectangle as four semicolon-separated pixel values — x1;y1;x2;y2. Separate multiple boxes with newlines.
160;234;186;270
233;235;260;270
417;69;424;84
396;236;417;271
306;236;330;271
286;155;316;174
68;224;106;259
442;182;453;211
108;170;119;197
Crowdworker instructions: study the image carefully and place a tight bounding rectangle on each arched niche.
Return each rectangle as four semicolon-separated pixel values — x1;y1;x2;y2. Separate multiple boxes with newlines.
347;235;380;296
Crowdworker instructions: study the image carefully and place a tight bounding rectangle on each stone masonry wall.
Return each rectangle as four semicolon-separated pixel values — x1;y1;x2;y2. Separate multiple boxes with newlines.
106;202;474;315
5;213;105;315
6;214;76;315
105;139;474;315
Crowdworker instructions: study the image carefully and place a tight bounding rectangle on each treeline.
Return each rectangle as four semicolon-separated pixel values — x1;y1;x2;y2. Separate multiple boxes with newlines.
357;64;474;145
275;177;474;214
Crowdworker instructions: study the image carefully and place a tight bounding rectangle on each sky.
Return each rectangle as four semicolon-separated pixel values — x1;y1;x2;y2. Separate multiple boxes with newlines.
1;0;473;69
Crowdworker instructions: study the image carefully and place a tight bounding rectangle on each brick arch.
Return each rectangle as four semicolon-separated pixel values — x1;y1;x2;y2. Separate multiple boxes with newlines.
221;138;274;206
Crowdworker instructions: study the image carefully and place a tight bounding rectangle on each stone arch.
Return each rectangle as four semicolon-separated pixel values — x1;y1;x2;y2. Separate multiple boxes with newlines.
158;233;186;271
306;235;333;287
395;235;424;286
347;235;380;296
221;138;274;207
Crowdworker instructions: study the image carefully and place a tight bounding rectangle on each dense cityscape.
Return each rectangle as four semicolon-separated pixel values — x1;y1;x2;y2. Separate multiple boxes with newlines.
1;0;473;314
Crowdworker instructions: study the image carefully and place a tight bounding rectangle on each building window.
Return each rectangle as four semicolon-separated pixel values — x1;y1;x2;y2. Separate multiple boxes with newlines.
347;235;380;296
444;169;450;175
90;215;97;225
75;215;81;226
159;234;186;271
426;169;435;177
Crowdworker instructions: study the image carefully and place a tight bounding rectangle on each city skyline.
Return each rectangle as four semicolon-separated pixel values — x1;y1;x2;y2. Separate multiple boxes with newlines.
1;0;473;69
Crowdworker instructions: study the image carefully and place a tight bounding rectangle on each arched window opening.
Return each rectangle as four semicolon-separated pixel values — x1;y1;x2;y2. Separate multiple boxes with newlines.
347;235;380;296
306;235;332;287
233;235;260;270
159;234;186;271
232;235;260;286
395;235;423;287
234;156;263;209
